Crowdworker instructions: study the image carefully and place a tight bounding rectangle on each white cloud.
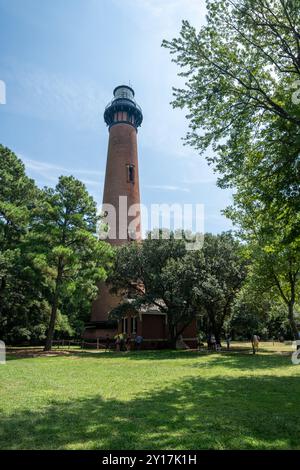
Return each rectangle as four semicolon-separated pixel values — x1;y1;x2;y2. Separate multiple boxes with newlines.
0;80;6;104
5;63;110;131
145;184;190;193
23;157;103;187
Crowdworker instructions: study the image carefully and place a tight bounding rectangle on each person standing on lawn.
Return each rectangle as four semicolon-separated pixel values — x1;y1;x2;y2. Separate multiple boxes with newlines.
226;335;231;350
252;334;260;354
211;334;216;351
135;335;143;350
115;335;121;352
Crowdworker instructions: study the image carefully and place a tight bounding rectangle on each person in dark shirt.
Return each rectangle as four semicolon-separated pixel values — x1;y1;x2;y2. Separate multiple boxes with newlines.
135;335;143;350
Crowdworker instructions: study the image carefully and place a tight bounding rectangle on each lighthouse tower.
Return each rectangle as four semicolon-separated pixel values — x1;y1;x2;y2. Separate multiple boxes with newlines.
102;85;143;244
85;85;143;338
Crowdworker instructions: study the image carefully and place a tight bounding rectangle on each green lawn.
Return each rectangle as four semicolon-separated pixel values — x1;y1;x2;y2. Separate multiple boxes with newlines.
0;343;300;450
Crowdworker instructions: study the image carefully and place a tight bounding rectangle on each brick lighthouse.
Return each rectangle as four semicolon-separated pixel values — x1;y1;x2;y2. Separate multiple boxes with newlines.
102;85;143;244
84;85;143;339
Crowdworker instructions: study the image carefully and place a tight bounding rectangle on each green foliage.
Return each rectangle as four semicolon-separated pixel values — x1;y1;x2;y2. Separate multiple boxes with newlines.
162;0;300;337
0;145;45;344
229;288;293;340
0;144;38;249
162;0;300;242
244;241;300;338
0;146;113;346
110;231;246;344
227;237;300;340
55;312;74;338
26;175;114;350
109;230;192;345
189;232;247;342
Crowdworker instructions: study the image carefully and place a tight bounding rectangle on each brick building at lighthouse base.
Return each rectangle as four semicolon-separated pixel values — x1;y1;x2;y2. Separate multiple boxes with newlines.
116;308;198;350
85;305;198;350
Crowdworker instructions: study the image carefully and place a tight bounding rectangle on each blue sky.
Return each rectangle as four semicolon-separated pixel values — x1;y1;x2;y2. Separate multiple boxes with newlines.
0;0;233;233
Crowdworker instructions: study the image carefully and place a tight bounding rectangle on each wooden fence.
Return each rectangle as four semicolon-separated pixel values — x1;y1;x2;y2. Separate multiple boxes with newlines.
51;338;110;350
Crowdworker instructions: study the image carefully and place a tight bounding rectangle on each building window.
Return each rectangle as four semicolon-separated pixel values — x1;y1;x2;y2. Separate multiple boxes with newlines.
127;164;135;183
131;317;137;334
122;317;128;334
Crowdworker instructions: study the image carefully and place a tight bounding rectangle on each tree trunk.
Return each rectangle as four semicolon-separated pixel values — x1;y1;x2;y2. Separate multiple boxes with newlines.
274;269;299;342
288;302;299;341
214;329;222;348
0;276;6;317
209;310;222;349
44;262;63;352
168;323;177;349
44;293;58;351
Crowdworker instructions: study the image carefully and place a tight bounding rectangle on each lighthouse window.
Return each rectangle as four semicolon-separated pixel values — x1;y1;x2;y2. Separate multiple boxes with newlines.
115;87;134;100
127;164;135;183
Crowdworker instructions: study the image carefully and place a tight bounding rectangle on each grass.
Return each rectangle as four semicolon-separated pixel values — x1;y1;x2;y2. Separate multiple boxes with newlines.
0;342;299;450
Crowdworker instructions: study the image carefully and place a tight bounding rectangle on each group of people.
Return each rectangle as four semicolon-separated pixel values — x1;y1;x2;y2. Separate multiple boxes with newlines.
104;331;262;353
105;333;144;352
203;334;227;351
197;333;260;354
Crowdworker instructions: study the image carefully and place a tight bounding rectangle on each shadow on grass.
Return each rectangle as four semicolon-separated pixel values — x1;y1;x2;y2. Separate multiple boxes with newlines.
187;352;294;371
1;373;300;450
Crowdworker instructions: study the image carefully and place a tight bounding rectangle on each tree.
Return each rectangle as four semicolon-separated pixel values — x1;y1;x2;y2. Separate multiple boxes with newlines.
190;233;247;345
26;176;114;351
0;251;51;345
0;145;41;342
163;0;300;339
228;283;292;340
225;180;300;339
243;242;300;339
109;231;199;347
109;231;246;347
0;145;38;250
0;148;114;346
162;0;300;243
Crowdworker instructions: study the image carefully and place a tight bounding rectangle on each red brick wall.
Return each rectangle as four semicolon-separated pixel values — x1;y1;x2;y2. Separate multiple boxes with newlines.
141;314;166;339
90;283;121;323
84;328;116;340
102;123;141;244
180;318;198;339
